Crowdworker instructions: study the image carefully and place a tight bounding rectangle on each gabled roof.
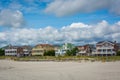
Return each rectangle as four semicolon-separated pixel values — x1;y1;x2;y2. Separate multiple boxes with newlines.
35;44;54;48
21;45;32;49
6;45;18;49
77;45;90;50
97;41;115;45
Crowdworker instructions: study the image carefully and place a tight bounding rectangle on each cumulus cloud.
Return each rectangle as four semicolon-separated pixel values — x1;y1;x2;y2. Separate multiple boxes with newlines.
0;20;120;47
0;9;25;28
45;0;120;16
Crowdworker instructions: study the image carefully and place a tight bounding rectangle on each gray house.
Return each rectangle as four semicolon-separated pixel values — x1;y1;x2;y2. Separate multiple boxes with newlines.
5;45;32;56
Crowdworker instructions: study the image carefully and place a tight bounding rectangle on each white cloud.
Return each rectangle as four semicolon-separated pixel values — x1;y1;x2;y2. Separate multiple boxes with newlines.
0;33;6;40
0;20;120;47
45;0;120;16
69;22;89;28
0;9;25;28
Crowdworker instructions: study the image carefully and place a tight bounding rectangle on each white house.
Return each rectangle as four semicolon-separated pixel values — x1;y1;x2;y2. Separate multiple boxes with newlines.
55;43;74;56
5;45;18;56
92;41;116;56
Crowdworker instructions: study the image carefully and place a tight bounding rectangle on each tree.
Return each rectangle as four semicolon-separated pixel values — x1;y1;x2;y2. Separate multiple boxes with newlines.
71;47;78;56
65;50;72;56
44;50;55;56
0;48;4;56
65;47;78;56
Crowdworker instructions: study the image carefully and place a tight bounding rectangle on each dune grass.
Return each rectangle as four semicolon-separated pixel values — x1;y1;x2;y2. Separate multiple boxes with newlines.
1;56;120;62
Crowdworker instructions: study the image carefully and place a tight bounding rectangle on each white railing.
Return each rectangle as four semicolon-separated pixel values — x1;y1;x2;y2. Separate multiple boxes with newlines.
92;51;116;54
97;46;114;49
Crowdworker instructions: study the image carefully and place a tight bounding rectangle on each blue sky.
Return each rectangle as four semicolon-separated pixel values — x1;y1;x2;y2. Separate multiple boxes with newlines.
0;0;120;47
25;9;120;28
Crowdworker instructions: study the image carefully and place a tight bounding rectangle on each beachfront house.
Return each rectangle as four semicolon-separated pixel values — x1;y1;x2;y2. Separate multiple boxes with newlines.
92;41;116;56
55;43;75;56
5;45;32;56
22;45;32;56
5;45;18;56
32;44;54;56
76;45;91;56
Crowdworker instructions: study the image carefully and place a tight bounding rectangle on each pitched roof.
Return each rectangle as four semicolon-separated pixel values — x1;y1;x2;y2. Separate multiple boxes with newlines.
6;45;19;49
97;41;114;44
21;45;32;49
35;44;54;47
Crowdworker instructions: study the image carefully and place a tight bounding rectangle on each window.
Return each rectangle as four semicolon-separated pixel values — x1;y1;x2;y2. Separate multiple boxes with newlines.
98;49;101;52
103;49;106;52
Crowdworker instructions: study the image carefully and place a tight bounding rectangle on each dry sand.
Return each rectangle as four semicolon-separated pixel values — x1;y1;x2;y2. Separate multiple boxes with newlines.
0;60;120;80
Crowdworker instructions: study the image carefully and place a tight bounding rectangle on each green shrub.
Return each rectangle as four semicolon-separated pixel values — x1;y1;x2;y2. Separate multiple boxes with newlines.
65;47;78;56
0;48;4;56
117;51;120;56
44;50;55;56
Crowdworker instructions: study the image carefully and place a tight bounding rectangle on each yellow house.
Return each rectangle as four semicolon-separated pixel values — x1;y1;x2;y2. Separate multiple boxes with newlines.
32;44;54;56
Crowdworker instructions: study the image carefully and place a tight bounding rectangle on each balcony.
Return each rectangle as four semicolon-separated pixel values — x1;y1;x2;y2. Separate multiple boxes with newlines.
97;46;114;49
92;51;116;54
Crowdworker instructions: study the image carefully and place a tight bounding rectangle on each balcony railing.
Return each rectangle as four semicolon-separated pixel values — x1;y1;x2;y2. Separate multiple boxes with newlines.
92;51;116;54
96;46;114;49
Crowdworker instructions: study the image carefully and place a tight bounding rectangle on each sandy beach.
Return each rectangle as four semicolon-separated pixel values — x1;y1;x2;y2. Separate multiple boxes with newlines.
0;60;120;80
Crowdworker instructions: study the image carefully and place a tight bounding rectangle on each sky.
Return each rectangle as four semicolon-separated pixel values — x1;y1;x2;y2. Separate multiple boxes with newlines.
0;0;120;47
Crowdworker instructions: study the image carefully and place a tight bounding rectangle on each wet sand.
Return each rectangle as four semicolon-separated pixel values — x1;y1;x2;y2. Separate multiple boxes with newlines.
0;60;120;80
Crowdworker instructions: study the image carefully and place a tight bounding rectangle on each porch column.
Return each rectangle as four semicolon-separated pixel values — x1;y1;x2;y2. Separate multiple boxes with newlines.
102;49;103;57
106;48;107;56
111;49;113;56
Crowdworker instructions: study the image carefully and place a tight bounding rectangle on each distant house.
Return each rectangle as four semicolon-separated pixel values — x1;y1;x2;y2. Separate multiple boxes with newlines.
17;47;24;57
5;45;23;56
76;44;91;56
5;45;32;57
92;41;116;56
32;44;54;56
55;43;75;56
21;45;32;56
5;45;18;56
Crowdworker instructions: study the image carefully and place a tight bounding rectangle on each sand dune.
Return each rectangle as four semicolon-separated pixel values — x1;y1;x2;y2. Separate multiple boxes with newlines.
0;60;120;80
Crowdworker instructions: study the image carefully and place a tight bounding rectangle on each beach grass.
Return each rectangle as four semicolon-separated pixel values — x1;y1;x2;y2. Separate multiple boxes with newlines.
1;56;120;62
